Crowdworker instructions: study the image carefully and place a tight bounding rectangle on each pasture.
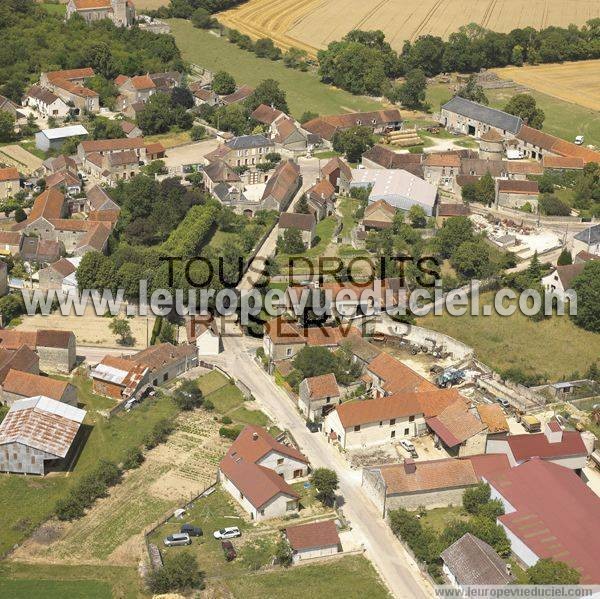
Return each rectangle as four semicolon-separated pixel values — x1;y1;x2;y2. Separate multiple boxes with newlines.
219;0;600;54
492;60;600;112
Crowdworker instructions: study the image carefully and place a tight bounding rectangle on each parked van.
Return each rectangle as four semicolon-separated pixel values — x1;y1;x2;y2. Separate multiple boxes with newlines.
164;533;191;547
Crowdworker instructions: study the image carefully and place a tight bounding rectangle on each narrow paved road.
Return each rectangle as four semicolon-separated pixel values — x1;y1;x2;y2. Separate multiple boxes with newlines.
209;332;431;599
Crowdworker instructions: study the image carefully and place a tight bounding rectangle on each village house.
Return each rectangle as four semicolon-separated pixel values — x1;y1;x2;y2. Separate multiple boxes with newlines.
303;110;402;144
0;94;18;118
272;117;309;156
261;159;301;212
220;85;254;107
362;145;424;179
278;212;315;248
192;87;219;107
435;203;470;227
78;137;148;163
186;314;221;356
120;121;143;139
86;185;120;214
129;342;198;388
486;458;600;583
486;418;590;472
350;168;437;216
16;188;68;240
0;167;20;200
0;346;39;383
362;199;396;231
202;160;242;194
364;352;437;397
541;262;584;302
298;373;340;422
0;369;77;407
214;135;275;168
91;355;147;401
0;231;21;257
66;0;135;27
362;453;510;516
218;425;308;521
38;258;78;292
40;68;100;114
572;224;600;257
115;74;156;110
441;533;513;587
284;520;341;563
0;329;76;373
505;160;543;180
23;86;70;119
45;171;82;197
0;396;86;475
305;178;336;221
321;156;353;195
542;155;585;171
496;179;539;210
35;125;89;153
18;237;62;265
422;153;461;188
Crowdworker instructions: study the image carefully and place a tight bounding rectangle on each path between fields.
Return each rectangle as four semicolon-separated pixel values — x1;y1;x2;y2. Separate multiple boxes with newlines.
206;330;431;599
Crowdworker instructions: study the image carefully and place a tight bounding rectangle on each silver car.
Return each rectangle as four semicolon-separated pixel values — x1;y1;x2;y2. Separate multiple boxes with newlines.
164;533;191;547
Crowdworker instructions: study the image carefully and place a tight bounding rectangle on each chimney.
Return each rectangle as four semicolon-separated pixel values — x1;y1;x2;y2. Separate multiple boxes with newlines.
252;432;259;441
544;417;563;444
404;458;416;474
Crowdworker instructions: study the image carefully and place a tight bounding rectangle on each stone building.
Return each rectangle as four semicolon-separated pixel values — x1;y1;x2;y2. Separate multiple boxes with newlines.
0;369;77;407
0;167;20;201
298;373;340;422
66;0;135;27
495;179;539;210
478;128;504;160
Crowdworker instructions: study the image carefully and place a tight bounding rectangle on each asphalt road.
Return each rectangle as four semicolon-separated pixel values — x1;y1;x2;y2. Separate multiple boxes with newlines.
207;330;431;599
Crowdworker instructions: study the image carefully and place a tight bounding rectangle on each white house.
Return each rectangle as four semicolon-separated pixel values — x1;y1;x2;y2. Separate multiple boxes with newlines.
285;519;341;563
218;425;309;521
186;314;221;356
541;263;584;302
24;86;70;119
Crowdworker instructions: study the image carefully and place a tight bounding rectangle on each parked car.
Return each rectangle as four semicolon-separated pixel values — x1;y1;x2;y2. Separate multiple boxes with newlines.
163;533;191;547
124;397;141;411
400;439;418;458
181;524;203;537
221;540;237;561
496;397;510;408
306;421;320;433
213;527;241;540
575;135;584;145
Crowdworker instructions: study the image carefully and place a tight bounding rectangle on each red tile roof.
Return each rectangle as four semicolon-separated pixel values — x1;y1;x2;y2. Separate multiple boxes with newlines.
226;425;307;464
367;352;436;395
335;392;423;428
488;459;600;584
80;138;146;154
304;373;339;400
497;179;539;195
437;203;470;217
427;401;485;447
0;346;39;384
303;110;402;141
543;155;585;169
285;520;340;550
423;153;461;167
476;404;509;433
27;188;65;222
2;369;70;401
251;104;285;124
46;68;95;82
0;329;74;350
0;167;19;182
279;212;315;231
506;430;587;462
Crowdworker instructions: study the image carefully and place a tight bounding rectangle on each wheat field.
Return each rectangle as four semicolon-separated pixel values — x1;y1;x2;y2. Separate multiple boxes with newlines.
219;0;600;54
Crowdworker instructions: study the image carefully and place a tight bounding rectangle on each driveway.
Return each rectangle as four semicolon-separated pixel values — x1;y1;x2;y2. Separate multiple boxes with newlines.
208;330;431;599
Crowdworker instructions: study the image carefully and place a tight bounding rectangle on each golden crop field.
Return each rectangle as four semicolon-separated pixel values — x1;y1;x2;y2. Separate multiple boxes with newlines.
219;0;600;54
492;60;600;112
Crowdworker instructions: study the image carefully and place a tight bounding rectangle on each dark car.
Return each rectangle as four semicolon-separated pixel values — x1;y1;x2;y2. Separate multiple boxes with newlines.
181;524;203;537
306;421;320;433
221;540;237;561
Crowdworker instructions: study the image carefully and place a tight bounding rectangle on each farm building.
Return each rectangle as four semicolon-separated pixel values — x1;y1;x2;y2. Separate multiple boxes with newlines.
495;179;539;210
285;520;341;563
441;533;512;587
0;369;77;407
0;166;20;200
350;168;437;216
278;212;315;248
0;346;39;384
0;395;86;475
440;97;523;138
298;373;340;422
302;110;402;143
91;355;147;400
35;125;89;152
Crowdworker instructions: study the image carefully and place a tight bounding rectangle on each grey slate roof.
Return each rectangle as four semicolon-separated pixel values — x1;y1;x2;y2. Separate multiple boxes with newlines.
226;134;274;150
442;97;523;135
574;224;600;245
440;533;512;585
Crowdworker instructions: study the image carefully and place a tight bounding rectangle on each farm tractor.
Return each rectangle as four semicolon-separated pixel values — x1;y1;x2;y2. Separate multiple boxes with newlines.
436;368;465;388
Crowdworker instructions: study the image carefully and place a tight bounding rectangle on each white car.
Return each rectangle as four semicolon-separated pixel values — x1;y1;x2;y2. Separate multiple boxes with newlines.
575;135;584;145
213;526;241;540
400;439;418;457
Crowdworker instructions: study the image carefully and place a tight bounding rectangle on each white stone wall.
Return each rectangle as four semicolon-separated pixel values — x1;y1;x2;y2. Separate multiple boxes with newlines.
293;544;339;562
256;451;307;480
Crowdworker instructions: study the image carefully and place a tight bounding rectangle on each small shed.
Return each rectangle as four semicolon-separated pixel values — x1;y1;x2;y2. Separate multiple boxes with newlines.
285;519;341;563
35;125;88;152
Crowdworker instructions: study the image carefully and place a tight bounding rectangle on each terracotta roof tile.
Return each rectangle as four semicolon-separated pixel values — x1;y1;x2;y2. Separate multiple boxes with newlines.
2;369;70;401
0;167;19;182
285;520;340;550
335;392;423;428
304;373;339;400
367;352;436;394
497;179;539;194
476;403;509;433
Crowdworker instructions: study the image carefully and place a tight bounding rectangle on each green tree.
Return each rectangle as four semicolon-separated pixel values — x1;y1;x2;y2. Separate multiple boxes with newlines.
191;7;215;29
173;379;203;411
109;317;134;346
463;482;491;514
478;171;496;206
504;93;545;129
245;79;288;113
433;216;474;258
275;538;293;567
158;319;176;344
452;239;495;279
332;126;375;163
212;71;236;95
527;558;580;585
311;467;339;507
397;69;427;109
539;194;570;216
456;75;488;105
0;293;25;325
300;111;318;124
14;207;27;223
295;194;310;214
571;261;600;332
292;346;338;379
146;552;205;594
283;47;308;70
190;125;206;141
137;92;174;134
277;227;305;254
538;172;555;193
557;248;572;265
408;205;427;228
0;111;15;143
254;38;281;60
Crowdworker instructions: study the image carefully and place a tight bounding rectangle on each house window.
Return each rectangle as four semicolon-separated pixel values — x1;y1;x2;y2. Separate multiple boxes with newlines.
277;457;284;466
354;425;361;432
405;428;410;435
409;415;415;422
326;397;331;404
163;373;168;382
390;419;396;426
391;430;396;438
260;509;265;516
286;501;296;511
286;348;292;357
293;469;303;478
379;421;383;427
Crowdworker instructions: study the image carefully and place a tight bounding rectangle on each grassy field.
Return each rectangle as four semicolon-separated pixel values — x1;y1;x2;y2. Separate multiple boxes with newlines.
0;375;178;554
0;562;141;599
418;292;600;380
166;19;383;119
426;82;600;148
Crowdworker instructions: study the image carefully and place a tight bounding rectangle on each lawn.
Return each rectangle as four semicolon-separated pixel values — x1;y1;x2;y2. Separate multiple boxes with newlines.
418;292;600;380
204;378;245;413
227;555;390;599
414;506;468;533
0;562;142;599
0;374;178;554
166;20;384;119
338;196;360;238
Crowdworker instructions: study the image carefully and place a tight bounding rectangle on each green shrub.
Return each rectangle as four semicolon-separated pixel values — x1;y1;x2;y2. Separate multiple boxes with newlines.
219;426;241;440
203;399;214;411
122;447;145;470
221;416;233;424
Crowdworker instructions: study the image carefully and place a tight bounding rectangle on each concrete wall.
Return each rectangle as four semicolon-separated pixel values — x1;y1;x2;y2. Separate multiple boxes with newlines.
459;430;487;457
0;441;53;475
497;191;538;210
293;544;339;563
